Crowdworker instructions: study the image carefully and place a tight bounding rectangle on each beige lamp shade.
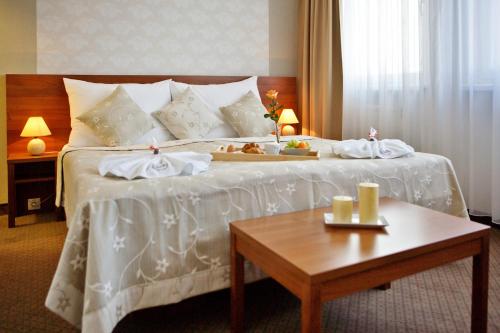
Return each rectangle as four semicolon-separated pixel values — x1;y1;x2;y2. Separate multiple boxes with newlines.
20;117;52;137
278;109;299;125
278;109;299;136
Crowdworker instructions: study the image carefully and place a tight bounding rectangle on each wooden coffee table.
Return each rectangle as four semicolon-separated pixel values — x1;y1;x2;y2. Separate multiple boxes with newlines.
230;198;490;333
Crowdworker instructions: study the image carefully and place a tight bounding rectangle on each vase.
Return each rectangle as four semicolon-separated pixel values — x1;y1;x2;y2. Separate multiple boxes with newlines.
274;122;281;143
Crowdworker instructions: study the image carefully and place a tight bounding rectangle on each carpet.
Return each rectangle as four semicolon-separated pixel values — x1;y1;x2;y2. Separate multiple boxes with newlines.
0;214;499;333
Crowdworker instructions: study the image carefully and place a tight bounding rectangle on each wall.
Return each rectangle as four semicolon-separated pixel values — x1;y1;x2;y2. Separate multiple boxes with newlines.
36;0;298;76
0;0;298;204
37;0;270;75
0;0;37;204
269;0;298;76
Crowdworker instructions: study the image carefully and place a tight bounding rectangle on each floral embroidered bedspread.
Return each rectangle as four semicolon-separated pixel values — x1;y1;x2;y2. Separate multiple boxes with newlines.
45;136;467;333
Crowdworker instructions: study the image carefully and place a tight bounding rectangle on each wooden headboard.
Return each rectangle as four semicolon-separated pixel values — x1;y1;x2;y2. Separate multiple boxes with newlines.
6;74;298;155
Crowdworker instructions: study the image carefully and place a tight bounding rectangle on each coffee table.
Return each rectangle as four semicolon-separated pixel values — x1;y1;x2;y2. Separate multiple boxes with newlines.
230;198;490;332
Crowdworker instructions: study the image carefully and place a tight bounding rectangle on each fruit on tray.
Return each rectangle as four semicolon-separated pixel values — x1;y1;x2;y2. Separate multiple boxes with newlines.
286;140;310;149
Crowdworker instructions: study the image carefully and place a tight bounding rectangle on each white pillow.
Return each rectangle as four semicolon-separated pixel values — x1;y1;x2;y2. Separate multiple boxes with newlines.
170;76;261;138
63;78;175;147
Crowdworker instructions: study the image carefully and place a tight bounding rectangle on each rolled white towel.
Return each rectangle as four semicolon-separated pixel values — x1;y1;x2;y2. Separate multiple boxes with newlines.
99;151;213;180
377;139;415;159
333;139;414;159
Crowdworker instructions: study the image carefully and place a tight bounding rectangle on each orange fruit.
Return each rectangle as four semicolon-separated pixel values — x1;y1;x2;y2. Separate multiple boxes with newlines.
297;141;308;149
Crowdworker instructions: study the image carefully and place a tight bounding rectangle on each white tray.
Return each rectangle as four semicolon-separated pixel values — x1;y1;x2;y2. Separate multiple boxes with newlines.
324;213;389;228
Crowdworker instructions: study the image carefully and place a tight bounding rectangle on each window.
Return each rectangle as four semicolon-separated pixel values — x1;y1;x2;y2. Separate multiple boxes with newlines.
341;0;498;90
341;0;421;88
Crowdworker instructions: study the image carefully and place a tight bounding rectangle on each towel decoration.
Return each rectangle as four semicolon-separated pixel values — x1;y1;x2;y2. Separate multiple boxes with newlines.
149;144;160;155
99;151;213;180
334;127;414;159
149;137;160;155
368;127;378;141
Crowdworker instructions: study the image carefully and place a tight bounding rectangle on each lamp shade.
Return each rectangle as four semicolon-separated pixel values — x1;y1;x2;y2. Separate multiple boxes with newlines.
278;109;299;125
20;117;51;137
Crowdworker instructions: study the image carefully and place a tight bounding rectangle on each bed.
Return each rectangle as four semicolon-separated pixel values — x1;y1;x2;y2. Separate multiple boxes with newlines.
6;75;468;333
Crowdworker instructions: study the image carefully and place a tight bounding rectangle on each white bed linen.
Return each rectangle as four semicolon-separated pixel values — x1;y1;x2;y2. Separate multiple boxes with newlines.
47;136;468;333
170;77;261;138
63;78;174;147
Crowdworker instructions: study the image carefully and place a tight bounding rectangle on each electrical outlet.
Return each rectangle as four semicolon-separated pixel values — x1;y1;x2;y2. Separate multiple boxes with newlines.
27;198;41;211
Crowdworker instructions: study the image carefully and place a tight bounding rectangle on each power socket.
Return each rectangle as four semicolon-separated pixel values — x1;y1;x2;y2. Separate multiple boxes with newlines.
27;198;41;211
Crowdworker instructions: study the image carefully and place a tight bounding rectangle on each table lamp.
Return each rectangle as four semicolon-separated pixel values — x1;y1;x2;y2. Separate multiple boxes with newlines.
20;116;52;155
278;108;299;136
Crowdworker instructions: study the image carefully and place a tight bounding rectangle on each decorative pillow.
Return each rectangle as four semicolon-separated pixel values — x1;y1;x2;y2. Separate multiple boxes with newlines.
63;78;174;147
170;76;260;138
153;87;223;139
220;91;275;137
77;86;154;146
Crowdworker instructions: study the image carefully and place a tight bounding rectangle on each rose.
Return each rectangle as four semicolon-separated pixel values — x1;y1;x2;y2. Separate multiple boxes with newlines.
264;89;283;123
266;89;278;100
264;89;284;143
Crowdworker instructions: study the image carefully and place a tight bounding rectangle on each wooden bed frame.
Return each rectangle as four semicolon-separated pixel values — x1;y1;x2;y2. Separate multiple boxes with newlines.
6;75;298;155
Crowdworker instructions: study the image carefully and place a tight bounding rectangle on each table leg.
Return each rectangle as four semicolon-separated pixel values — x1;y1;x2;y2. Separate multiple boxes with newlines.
231;233;244;333
8;163;16;228
8;213;15;229
301;285;321;333
471;235;489;333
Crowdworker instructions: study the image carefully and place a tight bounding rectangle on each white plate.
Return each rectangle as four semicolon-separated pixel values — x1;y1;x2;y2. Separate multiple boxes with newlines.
324;213;389;228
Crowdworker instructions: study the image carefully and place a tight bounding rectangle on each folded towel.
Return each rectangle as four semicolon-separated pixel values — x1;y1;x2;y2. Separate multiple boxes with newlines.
99;152;213;180
333;139;415;159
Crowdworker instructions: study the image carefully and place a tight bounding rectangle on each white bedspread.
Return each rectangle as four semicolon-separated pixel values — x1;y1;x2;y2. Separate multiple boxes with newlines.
46;136;468;333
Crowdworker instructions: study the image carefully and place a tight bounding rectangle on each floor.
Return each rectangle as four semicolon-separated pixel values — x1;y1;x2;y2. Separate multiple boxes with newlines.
0;214;499;333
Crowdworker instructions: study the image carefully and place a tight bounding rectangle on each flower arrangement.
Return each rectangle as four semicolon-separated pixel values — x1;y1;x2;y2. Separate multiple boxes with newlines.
264;89;284;143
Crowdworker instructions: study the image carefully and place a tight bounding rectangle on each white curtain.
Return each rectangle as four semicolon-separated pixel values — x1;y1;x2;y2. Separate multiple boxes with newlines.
341;0;500;224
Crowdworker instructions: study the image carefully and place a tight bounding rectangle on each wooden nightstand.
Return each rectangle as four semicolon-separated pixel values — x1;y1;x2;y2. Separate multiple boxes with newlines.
7;151;59;228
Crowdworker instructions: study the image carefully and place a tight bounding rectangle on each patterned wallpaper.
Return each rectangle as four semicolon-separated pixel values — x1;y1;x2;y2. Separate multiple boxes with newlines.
37;0;269;75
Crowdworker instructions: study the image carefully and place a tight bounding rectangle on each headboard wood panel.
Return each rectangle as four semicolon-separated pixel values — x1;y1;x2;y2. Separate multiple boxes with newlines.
6;74;298;155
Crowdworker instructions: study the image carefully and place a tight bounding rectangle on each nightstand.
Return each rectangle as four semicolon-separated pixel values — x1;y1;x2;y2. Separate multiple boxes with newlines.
7;151;59;228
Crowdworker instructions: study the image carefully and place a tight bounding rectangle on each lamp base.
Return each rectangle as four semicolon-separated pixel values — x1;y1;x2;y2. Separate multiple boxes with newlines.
281;124;296;136
27;137;46;155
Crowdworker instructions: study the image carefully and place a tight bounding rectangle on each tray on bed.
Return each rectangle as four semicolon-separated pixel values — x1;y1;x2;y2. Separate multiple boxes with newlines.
211;151;319;162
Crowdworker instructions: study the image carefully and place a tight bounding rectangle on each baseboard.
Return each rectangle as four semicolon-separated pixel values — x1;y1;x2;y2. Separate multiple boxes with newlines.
469;212;498;230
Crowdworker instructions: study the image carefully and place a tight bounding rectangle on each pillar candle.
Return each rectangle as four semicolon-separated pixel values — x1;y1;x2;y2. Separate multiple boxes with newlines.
358;183;379;224
332;196;353;223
